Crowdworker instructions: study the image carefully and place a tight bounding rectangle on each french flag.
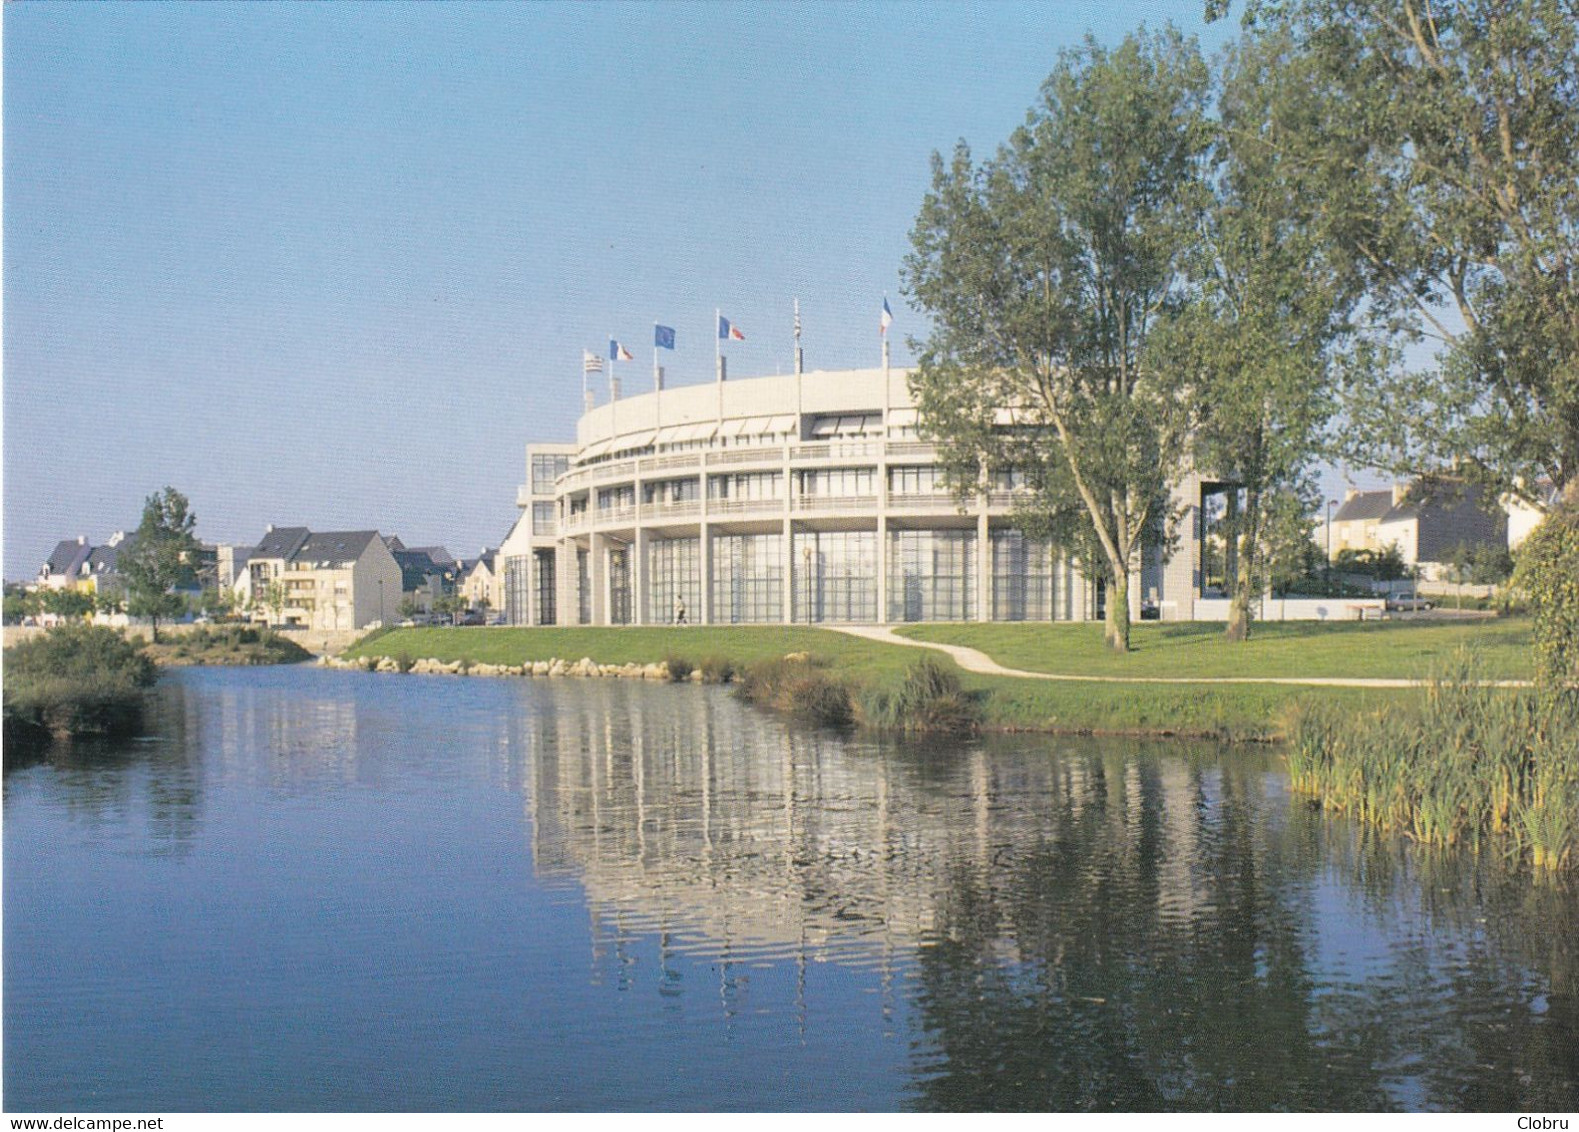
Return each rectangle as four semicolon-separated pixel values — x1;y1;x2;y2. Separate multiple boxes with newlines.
881;296;893;337
718;315;746;342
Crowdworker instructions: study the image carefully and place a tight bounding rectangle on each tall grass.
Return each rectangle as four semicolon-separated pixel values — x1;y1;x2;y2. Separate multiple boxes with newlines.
858;658;983;734
1285;654;1578;874
733;655;853;727
3;624;158;752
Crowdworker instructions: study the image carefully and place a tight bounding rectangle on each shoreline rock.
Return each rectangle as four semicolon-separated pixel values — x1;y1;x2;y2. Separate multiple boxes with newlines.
320;655;688;681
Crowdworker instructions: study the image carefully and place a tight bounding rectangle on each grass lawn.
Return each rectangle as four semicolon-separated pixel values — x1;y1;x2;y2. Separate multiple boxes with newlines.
345;624;1433;740
897;617;1534;682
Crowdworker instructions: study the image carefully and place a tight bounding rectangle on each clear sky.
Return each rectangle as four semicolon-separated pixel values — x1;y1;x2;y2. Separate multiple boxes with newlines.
5;0;1321;577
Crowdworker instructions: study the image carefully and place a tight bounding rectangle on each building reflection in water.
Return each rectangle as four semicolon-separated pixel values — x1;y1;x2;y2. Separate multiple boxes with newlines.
519;680;1576;1112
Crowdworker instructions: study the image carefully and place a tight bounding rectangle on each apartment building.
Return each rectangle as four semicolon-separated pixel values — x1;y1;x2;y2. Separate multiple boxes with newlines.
245;526;402;630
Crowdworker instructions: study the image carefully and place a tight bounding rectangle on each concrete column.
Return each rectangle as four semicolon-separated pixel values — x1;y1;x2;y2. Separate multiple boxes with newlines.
976;513;991;622
557;542;577;627
698;523;712;625
876;515;889;624
590;532;608;625
781;517;795;624
633;528;649;626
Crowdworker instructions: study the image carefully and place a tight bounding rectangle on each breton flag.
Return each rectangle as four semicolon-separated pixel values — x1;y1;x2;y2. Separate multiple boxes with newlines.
654;324;676;350
609;339;634;362
880;296;894;337
583;350;604;374
718;314;746;341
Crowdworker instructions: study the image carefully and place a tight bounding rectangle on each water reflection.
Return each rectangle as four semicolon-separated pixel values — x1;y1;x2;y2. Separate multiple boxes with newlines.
6;669;1574;1111
521;679;1576;1111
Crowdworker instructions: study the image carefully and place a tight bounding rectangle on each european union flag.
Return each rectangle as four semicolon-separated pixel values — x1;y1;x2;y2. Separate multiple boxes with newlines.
654;325;676;350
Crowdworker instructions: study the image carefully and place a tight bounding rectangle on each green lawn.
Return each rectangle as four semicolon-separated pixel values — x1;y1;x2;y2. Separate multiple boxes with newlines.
344;623;1440;740
897;618;1535;682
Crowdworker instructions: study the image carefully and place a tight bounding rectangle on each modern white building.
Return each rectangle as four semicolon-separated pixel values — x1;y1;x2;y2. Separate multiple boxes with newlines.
499;367;1211;627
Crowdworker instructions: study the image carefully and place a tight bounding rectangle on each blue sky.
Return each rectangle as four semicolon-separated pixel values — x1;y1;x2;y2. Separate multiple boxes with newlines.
4;1;1294;575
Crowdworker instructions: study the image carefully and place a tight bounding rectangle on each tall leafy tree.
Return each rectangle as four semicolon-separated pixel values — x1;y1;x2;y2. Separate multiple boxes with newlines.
119;487;200;642
1151;26;1368;640
904;29;1212;650
1233;0;1579;514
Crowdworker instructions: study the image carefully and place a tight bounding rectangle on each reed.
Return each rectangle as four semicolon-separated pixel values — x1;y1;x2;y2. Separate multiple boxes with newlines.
858;658;983;734
1285;652;1578;874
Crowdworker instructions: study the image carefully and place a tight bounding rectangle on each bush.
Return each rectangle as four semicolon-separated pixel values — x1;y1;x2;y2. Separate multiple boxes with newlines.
663;655;694;682
697;655;735;684
3;624;158;748
858;658;983;734
1513;502;1579;694
395;652;416;674
734;656;852;727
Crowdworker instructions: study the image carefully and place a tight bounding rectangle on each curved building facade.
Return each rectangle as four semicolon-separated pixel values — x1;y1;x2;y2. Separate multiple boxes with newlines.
499;367;1204;626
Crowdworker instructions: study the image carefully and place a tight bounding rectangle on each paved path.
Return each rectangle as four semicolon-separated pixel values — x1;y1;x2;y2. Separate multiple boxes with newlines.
825;624;1532;690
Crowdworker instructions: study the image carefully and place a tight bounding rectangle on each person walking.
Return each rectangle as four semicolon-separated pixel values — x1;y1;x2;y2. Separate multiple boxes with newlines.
674;596;687;625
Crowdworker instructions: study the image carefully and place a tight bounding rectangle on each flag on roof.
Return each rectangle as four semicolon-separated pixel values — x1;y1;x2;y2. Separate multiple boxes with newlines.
654;324;676;350
881;296;893;337
583;350;604;374
609;339;633;362
718;315;745;341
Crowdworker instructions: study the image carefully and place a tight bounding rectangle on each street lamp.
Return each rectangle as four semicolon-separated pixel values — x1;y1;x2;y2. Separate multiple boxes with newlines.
378;577;385;626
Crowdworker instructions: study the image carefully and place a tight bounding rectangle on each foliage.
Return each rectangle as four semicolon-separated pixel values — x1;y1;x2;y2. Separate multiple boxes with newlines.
662;654;694;683
1153;23;1371;641
1286;654;1579;873
734;656;854;728
1243;0;1579;513
397;597;422;621
1512;503;1579;692
3;624;157;748
858;658;983;734
1443;540;1515;587
40;588;97;620
119;487;200;642
903;28;1212;652
146;625;313;667
1333;545;1409;582
697;655;736;684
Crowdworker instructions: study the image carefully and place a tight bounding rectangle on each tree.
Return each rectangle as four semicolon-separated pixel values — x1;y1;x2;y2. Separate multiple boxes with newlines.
1150;25;1369;640
397;596;422;622
119;487;200;642
904;29;1212;650
1236;0;1579;516
40;588;96;621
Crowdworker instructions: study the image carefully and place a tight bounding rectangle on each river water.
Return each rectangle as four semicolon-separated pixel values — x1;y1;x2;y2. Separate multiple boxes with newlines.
5;666;1575;1111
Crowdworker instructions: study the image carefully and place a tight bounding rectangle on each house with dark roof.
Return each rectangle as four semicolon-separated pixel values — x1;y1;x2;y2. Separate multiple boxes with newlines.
37;537;93;590
1328;481;1507;578
392;547;455;615
245;525;401;629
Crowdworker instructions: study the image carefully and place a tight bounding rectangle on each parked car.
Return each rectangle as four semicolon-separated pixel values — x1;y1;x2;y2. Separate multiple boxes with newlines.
1385;592;1433;612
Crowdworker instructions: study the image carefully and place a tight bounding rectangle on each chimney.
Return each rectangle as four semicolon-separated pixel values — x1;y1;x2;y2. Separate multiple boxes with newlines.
108;531;125;546
77;535;87;545
266;523;275;534
1392;483;1408;507
1345;489;1359;502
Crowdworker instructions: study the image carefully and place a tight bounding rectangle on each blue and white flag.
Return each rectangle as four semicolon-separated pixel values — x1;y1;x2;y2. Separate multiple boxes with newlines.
880;296;893;337
654;325;676;350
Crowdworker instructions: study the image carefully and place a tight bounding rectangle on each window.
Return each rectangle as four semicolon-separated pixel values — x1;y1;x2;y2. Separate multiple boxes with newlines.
711;533;783;623
793;530;877;622
576;550;591;624
647;537;701;624
798;467;876;498
889;465;943;494
531;454;570;495
532;502;556;535
642;477;700;505
992;530;1053;621
807;412;882;438
597;485;635;511
709;472;782;501
889;529;975;622
534;551;556;625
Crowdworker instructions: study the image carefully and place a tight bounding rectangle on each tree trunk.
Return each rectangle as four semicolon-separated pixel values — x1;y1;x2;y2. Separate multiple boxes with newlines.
1105;564;1131;652
1224;489;1260;643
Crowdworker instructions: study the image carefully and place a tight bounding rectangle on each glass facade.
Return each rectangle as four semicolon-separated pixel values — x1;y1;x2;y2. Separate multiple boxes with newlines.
710;533;784;623
888;529;975;621
797;467;876;498
534;550;556;626
643;477;700;505
532;502;556;536
792;530;878;623
504;555;530;625
991;529;1054;621
647;536;701;625
708;472;782;501
531;453;570;495
609;547;632;625
889;465;943;494
576;550;591;624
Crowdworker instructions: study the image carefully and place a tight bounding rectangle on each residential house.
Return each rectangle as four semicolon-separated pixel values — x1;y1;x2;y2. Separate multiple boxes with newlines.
37;537;93;591
458;549;504;616
393;548;454;616
246;525;401;629
1328;482;1507;579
